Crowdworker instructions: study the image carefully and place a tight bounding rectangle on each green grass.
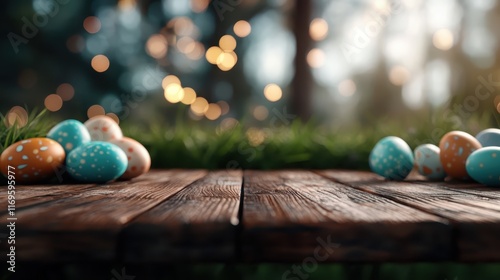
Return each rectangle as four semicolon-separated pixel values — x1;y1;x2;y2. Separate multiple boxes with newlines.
0;108;55;152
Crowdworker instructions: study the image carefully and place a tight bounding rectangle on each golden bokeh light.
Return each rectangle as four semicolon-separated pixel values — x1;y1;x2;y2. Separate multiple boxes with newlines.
246;127;266;147
91;54;110;73
162;75;181;89
172;17;195;37
218;117;239;133
219;35;237;51
217;100;230;115
181;87;197;105
190;97;209;115
146;34;168;59
309;18;328;41
118;0;136;10
83;16;101;34
205;103;222;120
216;51;238;71
56;83;75;101
186;42;205;60
307;48;325;68
433;29;454;51
44;94;63;112
191;0;210;13
106;113;120;124
338;79;357;96
177;36;196;54
206;46;223;65
233;20;252;38
87;104;105;118
389;65;410;86
164;83;185;103
264;83;283;102
253;105;269;121
5;106;28;128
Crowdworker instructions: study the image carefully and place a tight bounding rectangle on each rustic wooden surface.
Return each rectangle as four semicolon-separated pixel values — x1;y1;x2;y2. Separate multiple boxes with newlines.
1;169;500;263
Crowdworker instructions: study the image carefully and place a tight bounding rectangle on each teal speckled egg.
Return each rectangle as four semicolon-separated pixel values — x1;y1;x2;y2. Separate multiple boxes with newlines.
47;119;91;154
369;136;414;180
476;128;500;147
66;142;127;183
466;147;500;187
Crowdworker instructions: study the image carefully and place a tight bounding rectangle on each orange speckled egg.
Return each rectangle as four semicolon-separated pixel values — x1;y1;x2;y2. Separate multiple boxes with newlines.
0;138;66;184
439;131;482;179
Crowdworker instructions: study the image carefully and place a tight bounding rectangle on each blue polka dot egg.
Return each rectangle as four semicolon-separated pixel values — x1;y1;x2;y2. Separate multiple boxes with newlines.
476;128;500;147
47;119;91;154
66;142;127;183
369;136;414;180
466;147;500;187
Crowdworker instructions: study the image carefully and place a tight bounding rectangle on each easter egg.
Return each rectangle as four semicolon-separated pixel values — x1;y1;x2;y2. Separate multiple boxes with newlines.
476;128;500;147
84;116;123;141
369;136;414;180
110;137;151;179
439;131;482;179
66;142;127;183
466;147;500;187
0;138;65;184
414;144;446;180
47;119;91;154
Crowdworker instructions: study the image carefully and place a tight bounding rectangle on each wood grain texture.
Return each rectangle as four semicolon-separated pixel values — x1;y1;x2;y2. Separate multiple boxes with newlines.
242;170;451;262
0;170;206;261
318;170;500;262
120;170;242;262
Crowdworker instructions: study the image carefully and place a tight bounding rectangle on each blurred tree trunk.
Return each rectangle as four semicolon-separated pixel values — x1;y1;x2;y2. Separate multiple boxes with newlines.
291;0;313;121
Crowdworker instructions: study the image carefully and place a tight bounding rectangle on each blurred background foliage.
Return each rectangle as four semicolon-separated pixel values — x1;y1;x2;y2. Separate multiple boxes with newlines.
1;0;500;169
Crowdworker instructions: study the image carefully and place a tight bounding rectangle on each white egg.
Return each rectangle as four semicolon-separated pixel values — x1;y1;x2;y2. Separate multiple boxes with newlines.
110;137;151;179
84;116;123;141
414;144;446;180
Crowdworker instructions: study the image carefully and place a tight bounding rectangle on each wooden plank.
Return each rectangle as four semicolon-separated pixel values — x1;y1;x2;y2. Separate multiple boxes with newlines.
318;170;500;262
242;170;451;262
0;170;206;261
120;170;242;262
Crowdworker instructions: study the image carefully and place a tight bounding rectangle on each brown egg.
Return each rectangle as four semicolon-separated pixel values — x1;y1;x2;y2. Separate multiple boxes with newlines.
0;138;66;184
439;131;482;179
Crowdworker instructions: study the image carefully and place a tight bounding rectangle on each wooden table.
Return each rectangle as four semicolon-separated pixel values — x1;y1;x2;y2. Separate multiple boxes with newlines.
1;170;500;263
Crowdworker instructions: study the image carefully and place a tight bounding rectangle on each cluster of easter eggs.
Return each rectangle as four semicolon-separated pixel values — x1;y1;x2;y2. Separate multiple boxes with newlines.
0;116;150;184
369;128;500;187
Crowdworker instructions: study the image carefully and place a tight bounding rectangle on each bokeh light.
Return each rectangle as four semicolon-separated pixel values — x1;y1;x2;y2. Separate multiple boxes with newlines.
191;0;209;13
190;97;209;115
217;101;230;115
309;18;328;41
181;87;197;105
307;48;325;68
253;105;269;121
87;104;105;118
338;79;357;96
177;36;196;54
91;54;110;72
389;66;410;86
146;34;168;59
56;83;75;101
162;75;181;89
205;103;222;120
164;84;185;103
44;94;63;112
264;84;283;102
66;35;85;53
219;35;237;51
206;46;223;64
216;51;238;71
83;16;101;34
433;29;454;51
246;127;266;146
234;20;252;38
5;106;28;128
